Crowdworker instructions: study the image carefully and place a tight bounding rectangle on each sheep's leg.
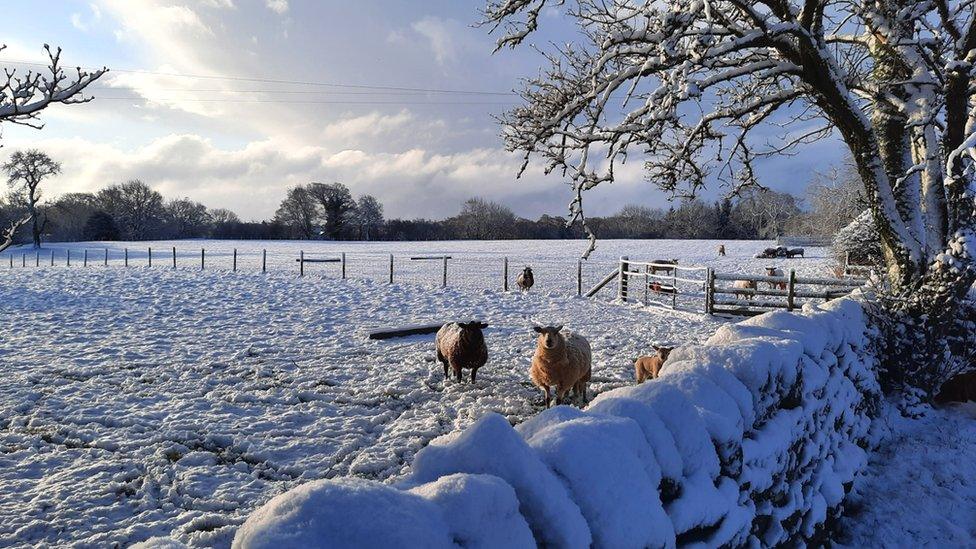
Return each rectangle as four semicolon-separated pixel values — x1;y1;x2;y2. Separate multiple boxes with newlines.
471;367;477;383
636;366;645;384
438;350;448;379
542;386;551;408
453;363;462;383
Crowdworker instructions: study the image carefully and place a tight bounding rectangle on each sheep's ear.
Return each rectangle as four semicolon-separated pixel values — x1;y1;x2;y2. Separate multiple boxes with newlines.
477;322;489;329
533;326;545;334
652;345;661;351
554;325;563;332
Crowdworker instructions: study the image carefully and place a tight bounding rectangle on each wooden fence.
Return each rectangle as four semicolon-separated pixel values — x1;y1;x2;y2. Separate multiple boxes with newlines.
2;247;594;294
583;256;867;316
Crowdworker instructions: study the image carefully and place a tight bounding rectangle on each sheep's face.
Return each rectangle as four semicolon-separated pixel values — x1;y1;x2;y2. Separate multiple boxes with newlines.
652;346;673;361
522;267;533;277
765;267;776;275
533;325;563;350
459;321;489;333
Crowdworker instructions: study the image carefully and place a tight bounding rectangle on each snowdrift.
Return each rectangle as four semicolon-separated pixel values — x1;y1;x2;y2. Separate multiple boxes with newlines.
232;298;881;548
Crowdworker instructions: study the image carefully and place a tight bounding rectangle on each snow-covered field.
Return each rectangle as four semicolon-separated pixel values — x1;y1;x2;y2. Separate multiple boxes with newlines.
1;238;835;297
2;238;969;547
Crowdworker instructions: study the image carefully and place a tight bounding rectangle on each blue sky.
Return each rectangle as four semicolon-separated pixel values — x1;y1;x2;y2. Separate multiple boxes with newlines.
0;1;845;221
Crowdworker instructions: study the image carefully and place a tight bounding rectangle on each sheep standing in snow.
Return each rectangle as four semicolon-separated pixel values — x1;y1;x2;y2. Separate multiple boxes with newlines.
717;244;726;256
764;266;787;290
649;258;678;275
515;266;534;292
732;279;756;300
529;326;592;407
634;346;673;383
435;321;489;383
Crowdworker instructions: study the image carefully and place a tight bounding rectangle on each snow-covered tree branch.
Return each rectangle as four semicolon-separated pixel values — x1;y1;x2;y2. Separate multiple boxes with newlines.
0;43;107;133
485;0;976;393
0;215;29;254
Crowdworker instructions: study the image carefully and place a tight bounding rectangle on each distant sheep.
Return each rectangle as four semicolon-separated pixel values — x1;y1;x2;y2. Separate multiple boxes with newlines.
732;279;756;300
717;244;726;256
515;266;534;292
764;266;786;290
530;325;592;407
634;346;673;384
649;259;678;275
436;321;489;383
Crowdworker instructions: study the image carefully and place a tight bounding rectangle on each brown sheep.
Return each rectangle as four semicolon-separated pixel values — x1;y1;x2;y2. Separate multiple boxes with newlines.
435;321;489;383
515;266;534;292
732;279;756;300
764;266;787;290
634;346;673;384
530;325;592;408
935;371;976;404
717;244;726;256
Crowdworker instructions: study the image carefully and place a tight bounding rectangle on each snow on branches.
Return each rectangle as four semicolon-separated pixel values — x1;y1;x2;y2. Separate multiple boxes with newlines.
483;1;976;289
0;44;107;134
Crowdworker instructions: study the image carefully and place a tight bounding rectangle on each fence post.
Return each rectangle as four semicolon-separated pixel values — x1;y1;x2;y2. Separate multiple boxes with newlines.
389;254;394;283
124;248;128;267
503;257;509;291
8;254;11;268
442;256;448;287
172;247;177;269
50;249;54;267
233;248;237;272
341;252;346;279
618;256;629;302
104;248;108;267
83;249;88;267
35;251;39;267
671;261;678;309
577;260;583;296
705;268;713;314
67;249;71;267
300;250;304;277
262;249;267;273
148;247;152;268
22;253;25;267
787;269;796;311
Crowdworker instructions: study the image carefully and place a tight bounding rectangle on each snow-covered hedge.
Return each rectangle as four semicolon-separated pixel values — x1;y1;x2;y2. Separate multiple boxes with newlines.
232;299;881;548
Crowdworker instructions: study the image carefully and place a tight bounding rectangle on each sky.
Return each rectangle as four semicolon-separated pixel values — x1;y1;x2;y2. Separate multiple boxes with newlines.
0;0;846;222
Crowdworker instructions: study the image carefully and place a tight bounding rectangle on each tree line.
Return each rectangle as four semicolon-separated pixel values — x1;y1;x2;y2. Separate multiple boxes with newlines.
1;149;862;246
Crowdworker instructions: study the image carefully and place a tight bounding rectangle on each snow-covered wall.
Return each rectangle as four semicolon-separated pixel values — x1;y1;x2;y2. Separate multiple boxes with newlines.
232;298;881;548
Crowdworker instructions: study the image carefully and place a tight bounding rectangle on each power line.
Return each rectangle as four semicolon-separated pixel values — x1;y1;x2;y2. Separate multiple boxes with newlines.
0;58;518;96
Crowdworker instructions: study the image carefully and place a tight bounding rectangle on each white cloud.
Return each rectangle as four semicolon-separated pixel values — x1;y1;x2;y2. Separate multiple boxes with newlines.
70;3;102;32
411;17;458;65
265;0;288;14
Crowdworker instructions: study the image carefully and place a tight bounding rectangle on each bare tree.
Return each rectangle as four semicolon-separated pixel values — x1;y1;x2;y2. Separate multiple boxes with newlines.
804;160;866;237
307;182;356;240
484;0;976;393
2;149;60;248
0;44;105;250
452;197;518;239
165;198;212;238
274;185;319;239
354;195;384;240
0;44;106;134
97;180;165;240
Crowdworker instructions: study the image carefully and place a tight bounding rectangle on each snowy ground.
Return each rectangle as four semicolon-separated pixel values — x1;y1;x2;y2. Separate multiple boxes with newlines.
1;238;835;298
6;238;947;548
1;258;734;548
836;402;976;547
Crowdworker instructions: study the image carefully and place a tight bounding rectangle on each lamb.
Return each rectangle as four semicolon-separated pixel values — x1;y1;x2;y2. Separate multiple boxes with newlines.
515;266;534;291
529;325;592;408
717;244;726;256
435;321;489;383
634;345;673;384
764;266;786;290
732;279;756;300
